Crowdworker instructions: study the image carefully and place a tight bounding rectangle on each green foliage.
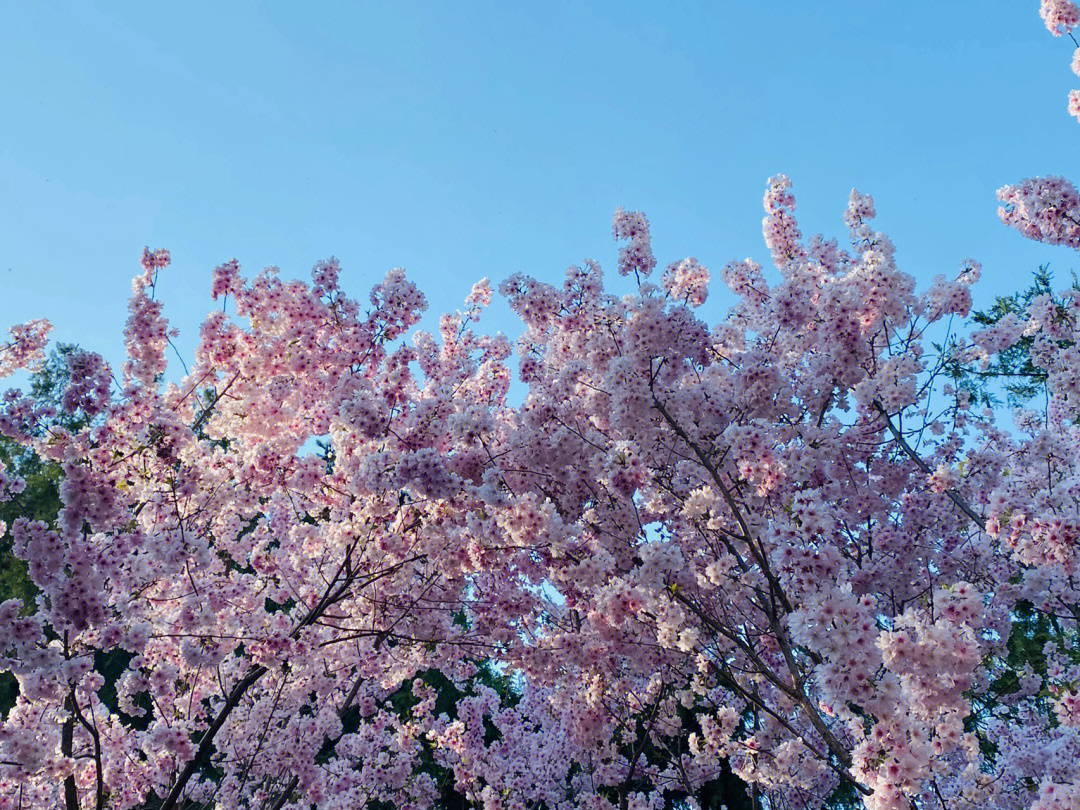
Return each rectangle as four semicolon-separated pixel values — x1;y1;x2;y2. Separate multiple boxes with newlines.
955;266;1077;409
0;345;85;604
0;345;80;716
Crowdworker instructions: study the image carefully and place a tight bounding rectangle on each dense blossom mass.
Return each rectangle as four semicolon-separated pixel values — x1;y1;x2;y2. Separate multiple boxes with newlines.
5;6;1080;810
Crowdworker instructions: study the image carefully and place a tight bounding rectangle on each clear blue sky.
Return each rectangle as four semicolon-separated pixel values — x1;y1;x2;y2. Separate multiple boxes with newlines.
3;1;1080;375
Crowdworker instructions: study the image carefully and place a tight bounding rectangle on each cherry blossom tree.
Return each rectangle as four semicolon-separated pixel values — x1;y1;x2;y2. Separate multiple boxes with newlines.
0;251;525;809
5;5;1080;810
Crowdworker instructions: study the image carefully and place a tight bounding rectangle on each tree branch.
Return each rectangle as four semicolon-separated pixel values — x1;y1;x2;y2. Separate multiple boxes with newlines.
69;690;105;810
872;401;985;531
264;672;366;810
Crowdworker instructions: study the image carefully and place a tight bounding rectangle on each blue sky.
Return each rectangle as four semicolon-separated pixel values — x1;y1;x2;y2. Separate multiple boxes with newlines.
3;1;1080;377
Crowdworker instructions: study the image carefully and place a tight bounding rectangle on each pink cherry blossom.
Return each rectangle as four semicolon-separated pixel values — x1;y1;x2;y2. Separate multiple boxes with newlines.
0;319;52;378
1042;0;1080;35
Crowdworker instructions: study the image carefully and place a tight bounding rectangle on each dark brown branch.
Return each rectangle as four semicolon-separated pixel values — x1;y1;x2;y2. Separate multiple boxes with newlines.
872;401;985;531
62;632;80;810
619;685;667;810
62;702;79;810
157;664;267;810
158;547;426;810
669;589;855;776
69;690;105;810
191;369;242;434
650;393;865;779
265;673;366;810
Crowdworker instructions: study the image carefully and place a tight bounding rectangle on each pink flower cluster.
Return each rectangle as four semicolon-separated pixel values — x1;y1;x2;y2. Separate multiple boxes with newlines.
999;176;1080;248
661;258;710;307
0;319;52;378
62;350;112;416
1042;0;1080;36
763;174;805;268
613;207;657;277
